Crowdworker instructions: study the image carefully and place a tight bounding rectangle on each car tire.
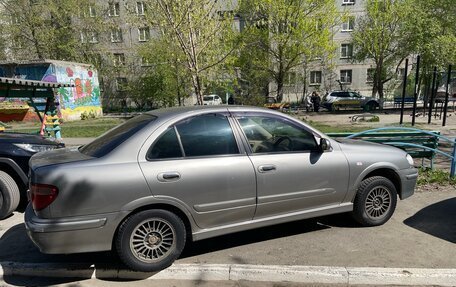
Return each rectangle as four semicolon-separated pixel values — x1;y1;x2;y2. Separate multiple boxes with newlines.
0;171;20;219
115;209;186;272
365;102;377;111
352;176;397;227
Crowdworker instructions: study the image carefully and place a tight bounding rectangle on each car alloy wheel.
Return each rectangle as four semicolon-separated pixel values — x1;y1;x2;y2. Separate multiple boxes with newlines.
352;176;397;227
364;186;392;220
116;209;186;272
130;218;176;263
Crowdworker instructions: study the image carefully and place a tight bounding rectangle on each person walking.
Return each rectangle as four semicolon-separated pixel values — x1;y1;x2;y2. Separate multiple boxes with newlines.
311;91;321;112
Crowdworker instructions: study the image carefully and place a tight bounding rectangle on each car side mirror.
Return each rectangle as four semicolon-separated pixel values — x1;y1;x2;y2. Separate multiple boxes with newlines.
319;138;331;151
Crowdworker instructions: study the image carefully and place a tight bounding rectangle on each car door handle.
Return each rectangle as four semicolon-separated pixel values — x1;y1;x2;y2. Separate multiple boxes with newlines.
158;172;181;182
258;165;276;173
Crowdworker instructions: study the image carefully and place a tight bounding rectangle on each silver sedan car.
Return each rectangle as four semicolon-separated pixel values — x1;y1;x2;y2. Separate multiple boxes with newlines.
25;106;417;272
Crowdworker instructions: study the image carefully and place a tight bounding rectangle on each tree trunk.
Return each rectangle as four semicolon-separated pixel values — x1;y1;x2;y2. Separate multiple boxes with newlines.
276;79;284;103
191;73;203;105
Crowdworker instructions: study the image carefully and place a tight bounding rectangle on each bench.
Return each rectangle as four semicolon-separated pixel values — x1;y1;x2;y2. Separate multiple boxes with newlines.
327;130;440;168
394;97;415;108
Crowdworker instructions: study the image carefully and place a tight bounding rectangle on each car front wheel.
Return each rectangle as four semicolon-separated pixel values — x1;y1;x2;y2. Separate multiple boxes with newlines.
115;209;186;272
0;171;20;219
352;176;397;227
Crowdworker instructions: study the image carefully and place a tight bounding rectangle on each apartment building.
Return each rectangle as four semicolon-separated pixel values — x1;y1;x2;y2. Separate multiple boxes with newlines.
1;0;380;106
280;0;379;103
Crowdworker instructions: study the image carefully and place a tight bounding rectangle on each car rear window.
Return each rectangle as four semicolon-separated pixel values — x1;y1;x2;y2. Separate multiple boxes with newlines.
80;114;156;157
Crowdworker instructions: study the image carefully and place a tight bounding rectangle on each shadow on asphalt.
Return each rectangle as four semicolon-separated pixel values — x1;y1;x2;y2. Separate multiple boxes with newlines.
180;214;359;260
404;197;456;243
0;213;357;285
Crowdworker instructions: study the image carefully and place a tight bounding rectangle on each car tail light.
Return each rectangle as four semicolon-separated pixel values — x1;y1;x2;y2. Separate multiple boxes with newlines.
30;183;59;211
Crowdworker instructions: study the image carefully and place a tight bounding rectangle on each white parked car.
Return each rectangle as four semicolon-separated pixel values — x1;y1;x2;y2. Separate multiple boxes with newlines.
203;94;223;105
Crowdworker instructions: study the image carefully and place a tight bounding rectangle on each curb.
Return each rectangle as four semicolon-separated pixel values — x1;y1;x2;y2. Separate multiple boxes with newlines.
1;262;456;286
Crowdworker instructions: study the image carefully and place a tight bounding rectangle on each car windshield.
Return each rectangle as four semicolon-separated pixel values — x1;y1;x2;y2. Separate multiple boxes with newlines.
80;114;156;158
203;96;214;101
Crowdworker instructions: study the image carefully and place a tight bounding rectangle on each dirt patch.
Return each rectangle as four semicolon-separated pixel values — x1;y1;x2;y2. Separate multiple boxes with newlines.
416;183;456;193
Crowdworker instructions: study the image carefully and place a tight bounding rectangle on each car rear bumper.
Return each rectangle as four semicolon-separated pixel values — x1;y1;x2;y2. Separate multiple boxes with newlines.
398;167;418;200
24;204;128;254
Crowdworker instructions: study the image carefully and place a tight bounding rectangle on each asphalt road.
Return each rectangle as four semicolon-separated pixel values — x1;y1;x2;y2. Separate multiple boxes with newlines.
0;187;455;270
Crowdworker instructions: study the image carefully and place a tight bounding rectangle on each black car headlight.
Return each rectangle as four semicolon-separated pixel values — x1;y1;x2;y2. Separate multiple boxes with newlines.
13;144;59;153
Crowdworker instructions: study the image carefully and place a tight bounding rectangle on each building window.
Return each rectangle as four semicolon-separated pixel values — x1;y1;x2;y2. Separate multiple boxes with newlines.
11;15;20;25
108;2;120;16
138;27;150;42
88;5;96;17
88;31;98;43
136;2;145;15
340;43;353;59
284;72;296;85
80;32;86;43
341;16;355;32
342;0;355;5
367;68;375;83
113;53;126;66
340;70;352;84
141;57;152;67
111;28;123;42
397;68;406;78
12;38;22;48
116;77;128;91
310;71;322;85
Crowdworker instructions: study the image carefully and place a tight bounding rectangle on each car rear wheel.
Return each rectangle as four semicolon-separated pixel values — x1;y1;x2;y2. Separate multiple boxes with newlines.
364;102;377;111
115;209;186;272
0;171;20;219
352;176;397;227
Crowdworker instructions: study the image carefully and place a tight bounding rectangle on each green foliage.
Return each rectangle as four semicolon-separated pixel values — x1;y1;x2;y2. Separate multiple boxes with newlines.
411;0;456;70
142;0;239;104
132;38;191;108
352;0;414;100
80;110;97;120
238;0;339;102
364;115;380;122
417;167;456;186
0;0;107;64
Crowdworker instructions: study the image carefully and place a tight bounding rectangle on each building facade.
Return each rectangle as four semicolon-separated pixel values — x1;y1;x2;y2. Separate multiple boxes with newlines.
1;0;396;107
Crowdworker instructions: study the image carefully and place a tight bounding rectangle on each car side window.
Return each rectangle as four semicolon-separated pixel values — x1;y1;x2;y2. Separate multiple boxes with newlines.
350;92;361;98
236;115;318;154
148;127;183;160
337;92;349;98
175;113;239;157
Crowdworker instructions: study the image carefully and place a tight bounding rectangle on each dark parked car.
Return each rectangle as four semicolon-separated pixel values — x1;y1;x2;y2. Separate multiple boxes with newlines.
0;132;63;218
26;106;417;272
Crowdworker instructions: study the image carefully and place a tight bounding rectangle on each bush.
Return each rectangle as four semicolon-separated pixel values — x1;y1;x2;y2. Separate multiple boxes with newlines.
80;111;97;120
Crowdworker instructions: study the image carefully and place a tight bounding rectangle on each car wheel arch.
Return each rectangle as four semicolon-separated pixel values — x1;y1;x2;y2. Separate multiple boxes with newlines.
348;164;402;202
0;159;28;187
113;202;195;250
360;168;401;199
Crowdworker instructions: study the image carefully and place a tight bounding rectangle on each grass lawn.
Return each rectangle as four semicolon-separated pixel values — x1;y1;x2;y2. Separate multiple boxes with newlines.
8;118;125;138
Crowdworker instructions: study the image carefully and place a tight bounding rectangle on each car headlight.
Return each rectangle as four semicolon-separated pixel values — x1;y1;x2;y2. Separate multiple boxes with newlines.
406;154;414;166
13;143;59;153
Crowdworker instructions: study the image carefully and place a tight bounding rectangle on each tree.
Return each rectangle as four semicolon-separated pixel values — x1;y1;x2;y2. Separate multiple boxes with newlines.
0;0;107;65
130;38;191;108
239;0;338;102
352;0;414;101
409;0;456;99
143;0;239;105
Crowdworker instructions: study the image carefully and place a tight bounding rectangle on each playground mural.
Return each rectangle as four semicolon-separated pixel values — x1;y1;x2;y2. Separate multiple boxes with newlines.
0;61;102;121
